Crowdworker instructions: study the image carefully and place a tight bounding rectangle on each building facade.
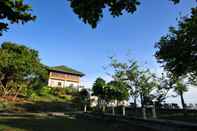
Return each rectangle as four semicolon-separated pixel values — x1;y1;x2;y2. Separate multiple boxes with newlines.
48;65;84;88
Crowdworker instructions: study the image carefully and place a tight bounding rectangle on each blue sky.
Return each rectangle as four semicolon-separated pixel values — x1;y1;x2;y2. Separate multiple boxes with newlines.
0;0;196;104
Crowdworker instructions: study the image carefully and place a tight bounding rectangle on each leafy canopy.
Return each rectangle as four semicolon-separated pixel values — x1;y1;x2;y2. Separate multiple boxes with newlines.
105;81;129;102
0;42;47;97
92;77;106;99
69;0;183;28
0;0;36;36
155;8;197;83
0;0;185;35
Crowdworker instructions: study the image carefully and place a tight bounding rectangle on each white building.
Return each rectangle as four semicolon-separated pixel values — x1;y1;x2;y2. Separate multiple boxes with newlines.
48;65;84;88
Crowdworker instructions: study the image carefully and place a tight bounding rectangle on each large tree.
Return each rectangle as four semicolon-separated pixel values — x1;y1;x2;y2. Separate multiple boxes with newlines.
105;80;129;115
78;88;90;112
92;77;106;110
0;0;36;36
109;56;140;108
155;7;197;83
0;42;47;99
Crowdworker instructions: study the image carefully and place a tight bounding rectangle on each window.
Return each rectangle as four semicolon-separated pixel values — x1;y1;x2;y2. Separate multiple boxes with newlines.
69;84;74;87
58;82;62;86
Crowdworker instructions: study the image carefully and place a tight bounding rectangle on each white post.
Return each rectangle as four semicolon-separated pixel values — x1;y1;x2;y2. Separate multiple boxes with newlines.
122;106;126;116
142;107;147;119
112;106;115;116
84;105;87;113
152;101;157;119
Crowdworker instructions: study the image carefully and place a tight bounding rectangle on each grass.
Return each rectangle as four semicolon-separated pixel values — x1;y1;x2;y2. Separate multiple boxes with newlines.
0;113;156;131
0;94;74;113
160;113;197;123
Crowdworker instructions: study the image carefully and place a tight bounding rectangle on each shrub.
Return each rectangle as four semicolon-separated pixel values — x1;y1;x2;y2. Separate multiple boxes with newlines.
51;87;78;97
51;88;65;96
64;87;78;95
24;88;35;97
37;86;52;96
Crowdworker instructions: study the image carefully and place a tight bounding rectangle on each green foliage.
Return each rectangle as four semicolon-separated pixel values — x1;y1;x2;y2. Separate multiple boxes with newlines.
92;77;106;99
0;42;47;98
105;81;129;102
50;87;78;97
155;7;197;83
37;86;52;96
137;70;157;106
0;0;36;36
174;80;188;95
0;0;186;35
154;73;174;107
92;77;129;106
64;87;78;95
79;88;90;104
72;88;90;109
69;0;183;28
69;0;140;28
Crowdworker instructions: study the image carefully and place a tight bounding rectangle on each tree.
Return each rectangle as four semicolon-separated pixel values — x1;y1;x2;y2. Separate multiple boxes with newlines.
0;0;187;35
153;73;173;109
92;77;106;111
104;81;129;116
69;0;184;28
155;7;197;83
0;0;36;36
137;70;156;107
0;42;47;100
79;88;90;112
109;56;140;108
174;78;188;109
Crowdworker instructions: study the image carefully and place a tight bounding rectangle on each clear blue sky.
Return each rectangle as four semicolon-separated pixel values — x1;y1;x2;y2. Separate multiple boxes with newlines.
0;0;196;103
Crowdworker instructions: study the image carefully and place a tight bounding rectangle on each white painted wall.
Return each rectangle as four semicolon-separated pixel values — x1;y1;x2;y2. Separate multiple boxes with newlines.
48;78;80;88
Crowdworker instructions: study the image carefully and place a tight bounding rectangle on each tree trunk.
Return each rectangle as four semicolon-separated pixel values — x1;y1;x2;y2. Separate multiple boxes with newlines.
179;91;187;116
140;93;144;108
12;86;22;101
134;97;137;108
180;91;186;109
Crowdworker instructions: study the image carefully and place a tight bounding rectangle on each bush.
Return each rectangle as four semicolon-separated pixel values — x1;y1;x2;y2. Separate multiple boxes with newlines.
64;87;78;95
50;87;78;97
24;88;37;98
37;86;52;96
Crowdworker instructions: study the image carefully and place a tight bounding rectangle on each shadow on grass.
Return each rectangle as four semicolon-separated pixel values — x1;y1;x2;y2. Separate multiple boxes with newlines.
0;114;156;131
11;101;75;113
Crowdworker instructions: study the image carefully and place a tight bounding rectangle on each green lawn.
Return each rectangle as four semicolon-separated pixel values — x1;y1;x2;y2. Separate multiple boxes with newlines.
0;113;155;131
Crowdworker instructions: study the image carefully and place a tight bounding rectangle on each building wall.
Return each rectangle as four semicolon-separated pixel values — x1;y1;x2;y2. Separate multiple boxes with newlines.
49;71;80;83
48;71;81;88
90;96;129;107
48;78;80;88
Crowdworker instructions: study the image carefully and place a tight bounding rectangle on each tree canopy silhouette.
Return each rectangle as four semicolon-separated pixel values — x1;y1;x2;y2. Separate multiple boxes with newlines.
0;0;36;36
0;0;186;36
155;7;197;83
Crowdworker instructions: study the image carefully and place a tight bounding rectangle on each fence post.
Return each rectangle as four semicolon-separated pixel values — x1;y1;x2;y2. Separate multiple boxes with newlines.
152;102;157;119
142;107;147;119
123;106;126;116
